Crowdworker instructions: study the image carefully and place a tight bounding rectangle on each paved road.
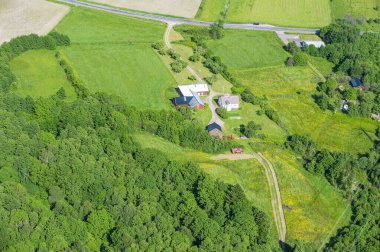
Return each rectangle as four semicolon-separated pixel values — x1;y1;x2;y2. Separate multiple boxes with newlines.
256;153;287;245
58;0;319;34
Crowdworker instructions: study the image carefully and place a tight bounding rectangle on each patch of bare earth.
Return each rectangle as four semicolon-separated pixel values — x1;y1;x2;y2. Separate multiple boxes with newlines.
90;0;201;18
211;154;254;161
0;0;69;44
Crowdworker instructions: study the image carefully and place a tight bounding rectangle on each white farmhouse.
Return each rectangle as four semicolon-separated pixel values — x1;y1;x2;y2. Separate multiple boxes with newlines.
178;84;209;96
218;94;239;111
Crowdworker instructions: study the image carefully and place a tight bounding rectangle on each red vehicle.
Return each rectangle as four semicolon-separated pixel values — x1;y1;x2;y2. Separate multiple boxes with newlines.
231;148;243;154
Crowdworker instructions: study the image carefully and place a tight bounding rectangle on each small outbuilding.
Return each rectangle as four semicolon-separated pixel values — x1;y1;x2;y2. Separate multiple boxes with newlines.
207;122;222;138
350;78;364;89
218;94;240;111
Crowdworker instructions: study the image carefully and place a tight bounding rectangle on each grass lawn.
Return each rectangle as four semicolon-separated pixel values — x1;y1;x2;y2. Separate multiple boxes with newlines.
10;49;76;100
55;7;176;110
223;102;288;142
195;0;228;21
207;29;289;70
251;142;351;247
332;0;380;19
234;66;378;154
226;0;332;28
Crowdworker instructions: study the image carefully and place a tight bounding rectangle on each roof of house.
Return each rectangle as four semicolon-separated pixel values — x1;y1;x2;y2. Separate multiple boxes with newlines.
178;84;209;96
207;122;222;132
190;90;204;106
174;96;193;106
300;40;325;48
350;78;363;87
219;94;239;105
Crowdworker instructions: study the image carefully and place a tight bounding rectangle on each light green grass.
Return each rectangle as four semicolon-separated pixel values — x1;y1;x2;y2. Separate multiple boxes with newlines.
308;56;334;77
55;7;176;109
234;66;378;154
207;29;289;70
251;142;351;246
226;0;332;28
332;0;380;19
10;50;76;100
195;0;228;21
224;102;288;142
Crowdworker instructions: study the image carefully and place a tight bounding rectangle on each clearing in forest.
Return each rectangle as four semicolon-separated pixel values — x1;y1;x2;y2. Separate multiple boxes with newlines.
10;50;76;100
0;0;69;44
226;0;332;28
89;0;202;18
55;7;176;110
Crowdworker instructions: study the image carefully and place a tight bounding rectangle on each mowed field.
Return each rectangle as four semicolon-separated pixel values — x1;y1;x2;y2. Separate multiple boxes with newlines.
89;0;202;18
226;0;332;27
10;50;76;100
207;29;289;70
55;7;176;110
332;0;380;19
0;0;69;44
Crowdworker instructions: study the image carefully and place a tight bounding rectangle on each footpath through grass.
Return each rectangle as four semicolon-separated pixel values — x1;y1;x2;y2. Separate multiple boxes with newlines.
226;0;332;28
56;7;176;110
10;49;76;100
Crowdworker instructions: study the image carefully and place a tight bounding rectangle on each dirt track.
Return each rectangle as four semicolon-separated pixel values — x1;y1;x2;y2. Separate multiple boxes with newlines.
0;0;69;44
211;154;254;161
255;153;287;244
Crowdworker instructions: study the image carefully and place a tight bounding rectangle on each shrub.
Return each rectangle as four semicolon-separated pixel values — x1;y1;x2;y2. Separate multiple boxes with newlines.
189;53;200;62
151;41;164;50
216;107;228;119
170;60;188;73
293;52;308;66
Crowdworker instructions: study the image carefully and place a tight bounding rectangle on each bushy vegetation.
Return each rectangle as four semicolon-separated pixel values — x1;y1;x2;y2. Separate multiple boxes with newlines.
0;34;274;251
286;134;380;251
240;121;262;138
319;22;380;85
216;107;228;119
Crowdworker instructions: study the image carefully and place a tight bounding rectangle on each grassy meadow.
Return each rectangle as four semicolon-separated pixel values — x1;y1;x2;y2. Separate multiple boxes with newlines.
207;29;289;70
226;0;332;27
55;7;176;110
234;66;378;154
251;142;351;246
195;0;228;21
332;0;380;19
10;50;76;100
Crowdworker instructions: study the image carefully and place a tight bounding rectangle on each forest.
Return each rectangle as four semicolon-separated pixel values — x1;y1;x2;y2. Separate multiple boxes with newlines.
0;34;274;251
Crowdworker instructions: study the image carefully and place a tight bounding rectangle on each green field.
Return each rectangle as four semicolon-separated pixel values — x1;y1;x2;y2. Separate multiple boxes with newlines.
195;0;228;21
207;29;289;70
332;0;380;19
10;50;76;100
133;131;350;246
251;142;351;246
56;7;176;109
226;0;332;27
234;66;378;154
